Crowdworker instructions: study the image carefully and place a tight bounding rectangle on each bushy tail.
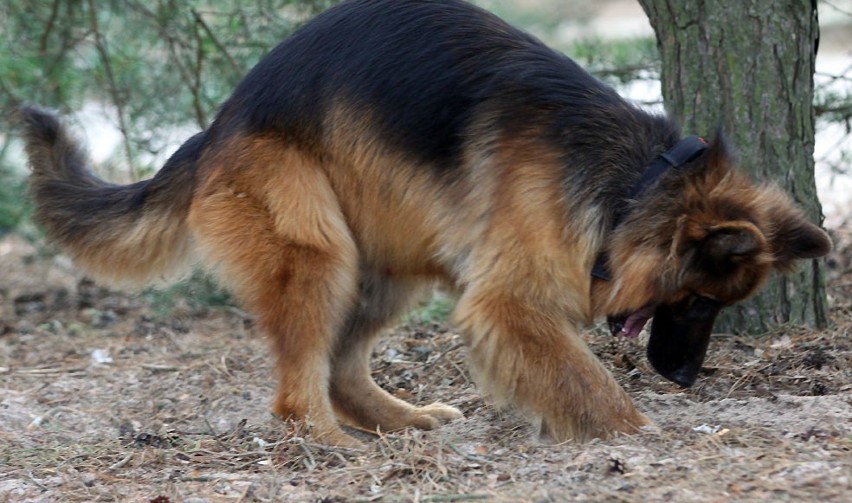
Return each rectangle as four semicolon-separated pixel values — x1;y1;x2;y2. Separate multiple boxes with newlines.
19;106;207;285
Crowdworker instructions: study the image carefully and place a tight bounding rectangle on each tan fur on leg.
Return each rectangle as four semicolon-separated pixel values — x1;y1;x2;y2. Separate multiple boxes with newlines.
189;139;362;447
329;273;462;432
455;291;650;442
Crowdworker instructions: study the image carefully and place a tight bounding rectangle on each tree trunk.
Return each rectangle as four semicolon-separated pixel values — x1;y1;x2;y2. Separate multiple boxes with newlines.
638;0;828;333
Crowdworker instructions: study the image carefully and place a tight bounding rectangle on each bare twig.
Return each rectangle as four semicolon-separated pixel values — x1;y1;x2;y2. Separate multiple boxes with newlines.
815;103;852;117
14;366;87;374
815;63;852;82
26;472;49;491
191;8;241;77
421;494;491;502
125;1;208;129
823;0;852;17
299;443;317;471
38;0;61;53
445;443;491;465
816;131;852;166
191;18;208;126
107;452;133;471
140;364;180;371
86;0;137;179
594;63;659;79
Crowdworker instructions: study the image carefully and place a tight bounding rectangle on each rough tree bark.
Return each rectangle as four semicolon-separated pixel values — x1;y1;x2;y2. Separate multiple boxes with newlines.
638;0;829;333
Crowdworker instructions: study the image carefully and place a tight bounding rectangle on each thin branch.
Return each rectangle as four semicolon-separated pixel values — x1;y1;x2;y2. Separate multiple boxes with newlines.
815;103;852;117
38;0;61;53
816;130;852;169
823;0;852;17
125;1;208;128
635;99;665;107
43;29;94;84
191;8;241;78
593;63;660;79
86;0;136;179
34;0;90;93
192;17;208;126
815;63;852;83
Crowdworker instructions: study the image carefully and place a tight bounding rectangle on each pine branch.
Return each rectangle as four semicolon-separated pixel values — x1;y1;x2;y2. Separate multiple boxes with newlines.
86;0;136;179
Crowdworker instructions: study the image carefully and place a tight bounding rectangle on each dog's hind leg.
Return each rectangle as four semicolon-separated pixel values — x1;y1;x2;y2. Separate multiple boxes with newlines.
329;273;463;433
189;142;361;447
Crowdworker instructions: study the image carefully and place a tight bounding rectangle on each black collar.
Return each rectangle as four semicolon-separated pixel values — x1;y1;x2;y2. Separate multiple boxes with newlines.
592;135;708;281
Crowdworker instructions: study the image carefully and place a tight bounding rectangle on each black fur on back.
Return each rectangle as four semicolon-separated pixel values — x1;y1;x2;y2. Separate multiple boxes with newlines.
214;0;681;225
211;0;679;226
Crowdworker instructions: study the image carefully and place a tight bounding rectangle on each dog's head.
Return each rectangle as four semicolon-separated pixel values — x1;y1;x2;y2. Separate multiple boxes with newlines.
594;136;832;387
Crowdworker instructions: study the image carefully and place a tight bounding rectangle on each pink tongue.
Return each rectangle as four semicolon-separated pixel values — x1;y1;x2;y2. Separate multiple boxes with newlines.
620;305;655;338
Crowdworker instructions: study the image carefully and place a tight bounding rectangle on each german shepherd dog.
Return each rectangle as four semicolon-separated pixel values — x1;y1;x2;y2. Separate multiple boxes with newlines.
21;0;831;447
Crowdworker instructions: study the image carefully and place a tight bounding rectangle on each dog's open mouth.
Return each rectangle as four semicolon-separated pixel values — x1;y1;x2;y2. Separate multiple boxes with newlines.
607;304;655;339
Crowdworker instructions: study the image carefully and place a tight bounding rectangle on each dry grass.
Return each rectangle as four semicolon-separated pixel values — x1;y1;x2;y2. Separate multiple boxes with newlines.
1;232;851;502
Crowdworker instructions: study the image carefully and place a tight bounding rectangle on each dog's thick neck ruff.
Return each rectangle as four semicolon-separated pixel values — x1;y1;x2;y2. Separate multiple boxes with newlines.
592;135;709;281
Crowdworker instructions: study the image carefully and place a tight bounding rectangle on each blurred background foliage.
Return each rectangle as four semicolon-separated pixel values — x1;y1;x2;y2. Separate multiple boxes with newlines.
4;1;846;230
0;0;337;234
0;0;849;313
0;0;664;233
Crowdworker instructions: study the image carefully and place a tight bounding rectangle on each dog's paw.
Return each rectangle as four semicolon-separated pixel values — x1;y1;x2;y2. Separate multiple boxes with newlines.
391;402;464;431
410;402;464;430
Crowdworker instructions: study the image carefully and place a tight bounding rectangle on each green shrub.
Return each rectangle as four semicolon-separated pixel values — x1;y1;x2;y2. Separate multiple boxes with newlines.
0;162;28;235
143;269;233;317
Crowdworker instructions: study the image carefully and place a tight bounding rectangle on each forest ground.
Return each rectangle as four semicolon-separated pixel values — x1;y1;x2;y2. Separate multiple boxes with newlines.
1;226;850;502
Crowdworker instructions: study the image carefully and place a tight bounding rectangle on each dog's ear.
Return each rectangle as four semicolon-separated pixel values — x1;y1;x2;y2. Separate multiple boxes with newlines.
771;213;832;271
673;216;766;271
705;130;730;166
697;221;767;274
752;186;833;271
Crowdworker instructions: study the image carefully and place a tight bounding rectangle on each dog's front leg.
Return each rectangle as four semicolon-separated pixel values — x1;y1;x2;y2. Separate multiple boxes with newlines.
454;290;651;442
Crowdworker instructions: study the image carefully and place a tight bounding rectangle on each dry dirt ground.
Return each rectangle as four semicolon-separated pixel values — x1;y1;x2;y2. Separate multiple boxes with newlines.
1;229;850;502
